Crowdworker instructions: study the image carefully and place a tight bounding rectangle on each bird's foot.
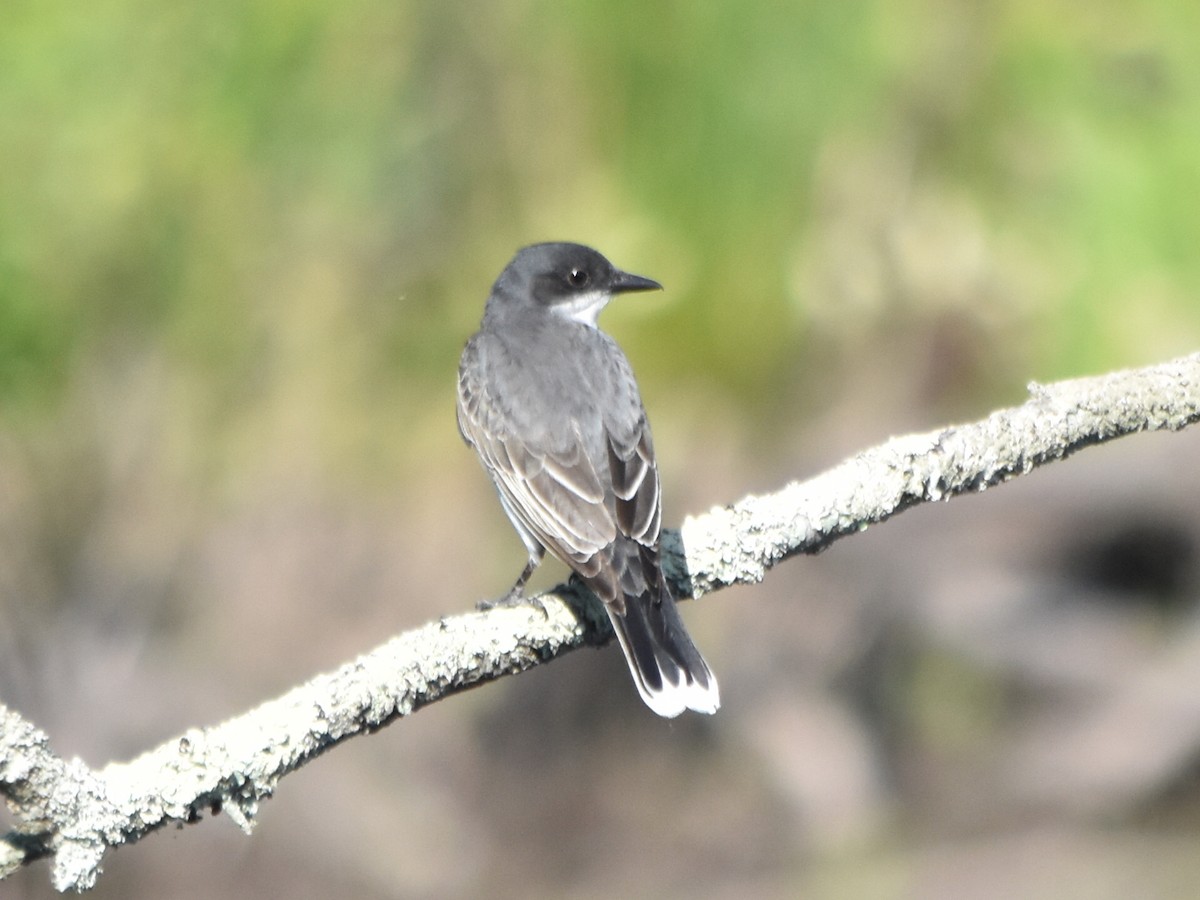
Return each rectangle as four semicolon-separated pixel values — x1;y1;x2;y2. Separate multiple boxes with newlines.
477;588;551;619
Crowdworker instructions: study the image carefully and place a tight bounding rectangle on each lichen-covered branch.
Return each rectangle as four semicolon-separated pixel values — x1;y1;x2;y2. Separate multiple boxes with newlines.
3;604;595;891
677;351;1200;595
3;351;1198;892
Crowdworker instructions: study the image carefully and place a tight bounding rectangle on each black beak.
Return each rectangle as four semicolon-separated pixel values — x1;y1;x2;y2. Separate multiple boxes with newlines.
611;270;663;294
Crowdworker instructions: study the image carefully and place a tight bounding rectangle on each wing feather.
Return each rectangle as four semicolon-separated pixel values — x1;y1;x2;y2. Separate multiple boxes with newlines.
457;334;663;605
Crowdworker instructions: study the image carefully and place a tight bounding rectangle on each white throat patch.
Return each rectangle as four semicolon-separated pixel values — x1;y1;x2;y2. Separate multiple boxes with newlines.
550;289;611;328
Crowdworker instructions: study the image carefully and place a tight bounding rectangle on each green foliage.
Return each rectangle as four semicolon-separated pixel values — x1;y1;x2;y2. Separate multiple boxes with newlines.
1;0;1199;436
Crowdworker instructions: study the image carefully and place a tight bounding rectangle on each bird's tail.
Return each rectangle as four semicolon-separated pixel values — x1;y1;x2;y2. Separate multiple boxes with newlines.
606;583;720;718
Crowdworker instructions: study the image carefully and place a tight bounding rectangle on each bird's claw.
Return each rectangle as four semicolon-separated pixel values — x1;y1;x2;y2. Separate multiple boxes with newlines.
476;590;551;619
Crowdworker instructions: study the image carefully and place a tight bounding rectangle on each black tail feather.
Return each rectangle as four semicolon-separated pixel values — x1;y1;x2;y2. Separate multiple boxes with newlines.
606;585;719;718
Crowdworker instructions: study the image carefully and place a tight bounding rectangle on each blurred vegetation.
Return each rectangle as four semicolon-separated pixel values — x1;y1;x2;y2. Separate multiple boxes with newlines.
2;1;1199;444
4;2;1200;898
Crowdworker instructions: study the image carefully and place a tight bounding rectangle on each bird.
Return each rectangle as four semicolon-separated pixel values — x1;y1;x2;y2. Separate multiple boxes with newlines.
456;242;720;717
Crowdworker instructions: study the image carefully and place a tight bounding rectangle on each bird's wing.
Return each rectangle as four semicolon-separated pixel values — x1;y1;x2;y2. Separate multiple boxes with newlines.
605;423;661;547
456;336;667;609
457;344;614;562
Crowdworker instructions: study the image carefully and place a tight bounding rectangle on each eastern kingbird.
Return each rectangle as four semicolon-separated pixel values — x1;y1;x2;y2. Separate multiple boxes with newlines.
457;242;720;717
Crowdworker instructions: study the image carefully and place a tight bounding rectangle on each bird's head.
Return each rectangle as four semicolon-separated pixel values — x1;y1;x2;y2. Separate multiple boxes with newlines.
490;242;662;327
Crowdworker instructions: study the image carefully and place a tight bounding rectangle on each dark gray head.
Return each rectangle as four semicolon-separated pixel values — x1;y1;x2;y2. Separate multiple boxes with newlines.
486;242;662;328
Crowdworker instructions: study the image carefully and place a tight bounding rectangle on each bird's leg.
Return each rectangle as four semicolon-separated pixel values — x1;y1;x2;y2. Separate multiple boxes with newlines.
503;551;542;602
477;548;545;611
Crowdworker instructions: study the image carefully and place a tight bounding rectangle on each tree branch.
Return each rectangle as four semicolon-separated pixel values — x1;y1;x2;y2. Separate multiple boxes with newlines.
3;351;1198;891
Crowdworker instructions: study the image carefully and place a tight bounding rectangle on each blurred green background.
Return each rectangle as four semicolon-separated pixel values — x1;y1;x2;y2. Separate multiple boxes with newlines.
4;1;1200;898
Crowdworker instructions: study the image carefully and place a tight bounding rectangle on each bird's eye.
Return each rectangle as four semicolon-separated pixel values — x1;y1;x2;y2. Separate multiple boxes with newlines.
567;268;589;287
